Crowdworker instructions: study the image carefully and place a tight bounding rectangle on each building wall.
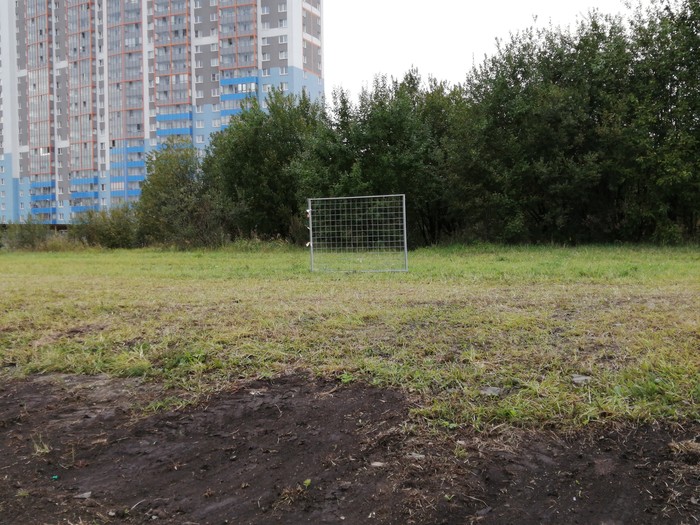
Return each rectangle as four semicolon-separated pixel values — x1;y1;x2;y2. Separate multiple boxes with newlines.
0;0;324;225
0;1;20;223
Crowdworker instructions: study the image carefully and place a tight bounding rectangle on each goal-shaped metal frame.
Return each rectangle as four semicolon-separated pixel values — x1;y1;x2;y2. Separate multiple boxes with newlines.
307;194;408;272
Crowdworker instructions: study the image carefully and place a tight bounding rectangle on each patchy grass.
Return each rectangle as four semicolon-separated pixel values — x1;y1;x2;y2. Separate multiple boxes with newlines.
1;244;698;428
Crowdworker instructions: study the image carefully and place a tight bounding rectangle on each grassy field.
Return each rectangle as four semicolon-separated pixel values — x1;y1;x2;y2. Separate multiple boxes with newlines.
1;243;698;429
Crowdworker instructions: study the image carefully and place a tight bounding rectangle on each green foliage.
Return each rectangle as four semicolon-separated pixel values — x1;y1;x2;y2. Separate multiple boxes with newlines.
626;0;700;242
293;72;460;245
1;216;52;251
447;1;699;243
138;136;227;248
69;206;139;248
202;91;324;239
117;0;697;247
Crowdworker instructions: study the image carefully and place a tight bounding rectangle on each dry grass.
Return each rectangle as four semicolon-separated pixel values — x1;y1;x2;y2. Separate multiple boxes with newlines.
670;440;700;461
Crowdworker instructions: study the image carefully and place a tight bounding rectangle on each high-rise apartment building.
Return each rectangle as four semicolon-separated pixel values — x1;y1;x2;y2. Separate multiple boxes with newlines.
0;0;323;225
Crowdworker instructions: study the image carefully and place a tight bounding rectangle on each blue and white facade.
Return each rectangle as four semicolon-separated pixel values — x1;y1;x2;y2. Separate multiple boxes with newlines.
0;0;323;225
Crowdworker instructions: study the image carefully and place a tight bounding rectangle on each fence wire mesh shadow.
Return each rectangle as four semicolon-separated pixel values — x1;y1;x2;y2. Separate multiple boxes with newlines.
307;194;408;272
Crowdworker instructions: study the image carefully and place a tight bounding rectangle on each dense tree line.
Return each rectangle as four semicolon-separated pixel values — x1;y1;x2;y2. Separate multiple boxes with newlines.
70;0;699;248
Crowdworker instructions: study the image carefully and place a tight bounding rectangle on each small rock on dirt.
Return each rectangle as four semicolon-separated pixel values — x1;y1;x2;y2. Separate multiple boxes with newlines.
476;506;493;516
572;374;592;386
480;387;503;396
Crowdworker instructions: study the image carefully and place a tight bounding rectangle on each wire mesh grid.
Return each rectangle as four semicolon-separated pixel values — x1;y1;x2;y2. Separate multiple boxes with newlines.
308;194;408;272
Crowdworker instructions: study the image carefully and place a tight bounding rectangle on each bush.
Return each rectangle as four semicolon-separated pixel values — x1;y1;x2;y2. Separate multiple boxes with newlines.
69;205;139;248
1;217;51;251
39;234;85;252
652;221;685;246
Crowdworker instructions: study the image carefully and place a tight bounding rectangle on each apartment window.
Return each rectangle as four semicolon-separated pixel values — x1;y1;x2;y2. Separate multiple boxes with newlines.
279;50;288;59
280;66;288;75
211;43;218;51
261;6;270;14
279;35;287;44
212;119;221;128
261;21;270;30
196;135;204;143
196;90;203;98
211;58;219;66
211;88;219;96
278;2;287;12
262;68;270;77
196;75;203;83
261;37;269;46
196;120;204;128
210;13;217;21
262;53;270;62
280;82;288;91
196;105;203;113
279;18;287;28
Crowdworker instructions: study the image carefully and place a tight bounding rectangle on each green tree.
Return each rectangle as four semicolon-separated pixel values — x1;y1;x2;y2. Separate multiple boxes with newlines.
192;0;699;246
202;90;324;238
450;10;663;243
294;72;460;245
448;0;698;243
626;0;700;242
137;136;224;248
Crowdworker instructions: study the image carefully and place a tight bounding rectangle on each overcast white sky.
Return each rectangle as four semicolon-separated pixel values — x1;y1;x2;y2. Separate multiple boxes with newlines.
322;0;648;100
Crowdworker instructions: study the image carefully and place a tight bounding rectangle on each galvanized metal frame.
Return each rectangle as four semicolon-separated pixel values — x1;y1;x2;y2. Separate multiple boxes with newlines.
307;194;408;273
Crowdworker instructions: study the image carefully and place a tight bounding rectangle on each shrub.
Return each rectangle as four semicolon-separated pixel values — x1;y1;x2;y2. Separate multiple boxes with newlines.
1;217;51;251
69;205;139;248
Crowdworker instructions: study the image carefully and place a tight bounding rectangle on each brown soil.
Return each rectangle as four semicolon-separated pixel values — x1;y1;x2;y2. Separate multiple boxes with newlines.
1;374;698;524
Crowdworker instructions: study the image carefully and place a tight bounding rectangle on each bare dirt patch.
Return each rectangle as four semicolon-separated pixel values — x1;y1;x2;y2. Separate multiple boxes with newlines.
1;374;698;524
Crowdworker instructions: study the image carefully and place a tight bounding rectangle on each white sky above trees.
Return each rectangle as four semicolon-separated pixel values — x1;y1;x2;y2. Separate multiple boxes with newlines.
323;0;651;101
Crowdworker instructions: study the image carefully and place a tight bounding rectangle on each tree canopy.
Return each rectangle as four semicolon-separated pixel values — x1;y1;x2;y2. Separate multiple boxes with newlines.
138;0;699;247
